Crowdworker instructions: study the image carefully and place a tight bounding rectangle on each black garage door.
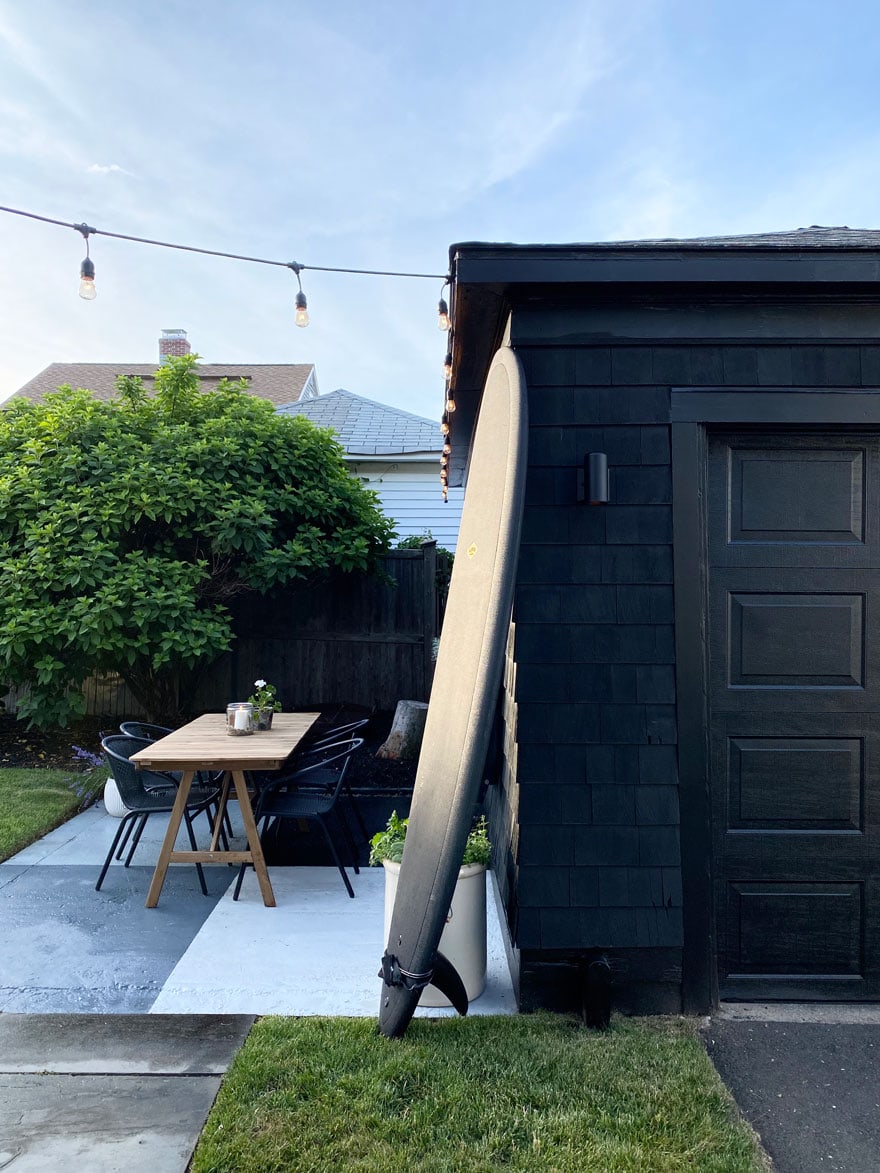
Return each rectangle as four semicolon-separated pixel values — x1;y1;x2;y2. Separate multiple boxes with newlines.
709;430;880;1000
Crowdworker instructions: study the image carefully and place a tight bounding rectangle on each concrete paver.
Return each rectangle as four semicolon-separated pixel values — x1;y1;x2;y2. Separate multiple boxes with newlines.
0;1014;254;1173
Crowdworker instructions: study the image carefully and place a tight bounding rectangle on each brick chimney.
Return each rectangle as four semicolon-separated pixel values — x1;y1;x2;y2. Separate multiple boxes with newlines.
159;329;191;361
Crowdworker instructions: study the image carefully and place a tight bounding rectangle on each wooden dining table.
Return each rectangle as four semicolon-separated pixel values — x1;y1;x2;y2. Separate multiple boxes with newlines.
130;711;320;908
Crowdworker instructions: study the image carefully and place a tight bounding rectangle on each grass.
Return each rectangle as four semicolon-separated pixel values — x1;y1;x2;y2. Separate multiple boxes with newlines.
192;1014;765;1173
0;767;106;862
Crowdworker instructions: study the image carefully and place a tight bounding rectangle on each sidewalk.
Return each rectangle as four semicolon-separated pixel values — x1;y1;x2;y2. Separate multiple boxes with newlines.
0;1013;253;1172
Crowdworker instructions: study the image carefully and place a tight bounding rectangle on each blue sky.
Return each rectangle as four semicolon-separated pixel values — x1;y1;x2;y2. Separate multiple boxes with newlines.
2;0;880;416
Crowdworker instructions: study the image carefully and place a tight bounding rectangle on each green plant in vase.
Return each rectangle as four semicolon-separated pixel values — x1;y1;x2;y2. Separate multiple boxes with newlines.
248;678;281;730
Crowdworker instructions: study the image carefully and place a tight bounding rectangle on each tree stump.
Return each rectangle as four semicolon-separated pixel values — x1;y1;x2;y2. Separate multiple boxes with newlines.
376;699;429;760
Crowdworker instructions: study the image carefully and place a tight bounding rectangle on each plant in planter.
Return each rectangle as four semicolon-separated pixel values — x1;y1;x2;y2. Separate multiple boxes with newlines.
371;811;491;1006
247;679;282;730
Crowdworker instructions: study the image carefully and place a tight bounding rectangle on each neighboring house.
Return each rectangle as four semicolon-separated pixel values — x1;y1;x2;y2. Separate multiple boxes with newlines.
278;388;463;551
446;227;880;1017
11;329;319;406
10;330;459;548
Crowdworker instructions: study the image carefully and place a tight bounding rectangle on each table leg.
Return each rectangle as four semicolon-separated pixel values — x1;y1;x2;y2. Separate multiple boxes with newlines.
209;772;233;852
146;770;195;908
231;769;276;907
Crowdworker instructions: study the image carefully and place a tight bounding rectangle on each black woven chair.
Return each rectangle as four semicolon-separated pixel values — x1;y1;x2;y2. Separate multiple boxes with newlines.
306;717;370;750
119;721;173;740
248;718;371;841
97;734;222;894
233;737;364;901
118;720;231;841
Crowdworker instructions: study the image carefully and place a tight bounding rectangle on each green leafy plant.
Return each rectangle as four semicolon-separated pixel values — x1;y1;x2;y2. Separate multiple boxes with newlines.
369;811;491;868
247;678;281;714
0;354;395;726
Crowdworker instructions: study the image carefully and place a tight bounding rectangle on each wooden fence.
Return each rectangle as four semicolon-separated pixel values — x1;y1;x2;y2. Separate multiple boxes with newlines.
43;543;445;721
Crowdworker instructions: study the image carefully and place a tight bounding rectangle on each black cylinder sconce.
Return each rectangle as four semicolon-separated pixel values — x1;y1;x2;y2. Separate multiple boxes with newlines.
576;452;610;504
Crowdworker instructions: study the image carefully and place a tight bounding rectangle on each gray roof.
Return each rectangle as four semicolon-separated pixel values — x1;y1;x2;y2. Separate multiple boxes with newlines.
12;363;316;406
576;226;880;250
452;226;880;256
277;389;442;456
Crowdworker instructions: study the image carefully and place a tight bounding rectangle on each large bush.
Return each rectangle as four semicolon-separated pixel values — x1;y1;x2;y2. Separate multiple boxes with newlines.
0;355;395;726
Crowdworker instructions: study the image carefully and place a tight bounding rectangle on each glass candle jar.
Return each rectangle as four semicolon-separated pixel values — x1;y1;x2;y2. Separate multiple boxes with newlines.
226;702;254;735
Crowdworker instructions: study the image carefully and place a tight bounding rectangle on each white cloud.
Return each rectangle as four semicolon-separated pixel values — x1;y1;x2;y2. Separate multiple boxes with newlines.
86;163;135;177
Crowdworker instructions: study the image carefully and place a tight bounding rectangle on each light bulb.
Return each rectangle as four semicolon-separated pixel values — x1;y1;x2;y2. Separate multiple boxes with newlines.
440;419;450;436
443;352;453;380
438;298;450;331
445;393;456;413
79;257;96;300
295;290;309;327
443;441;451;455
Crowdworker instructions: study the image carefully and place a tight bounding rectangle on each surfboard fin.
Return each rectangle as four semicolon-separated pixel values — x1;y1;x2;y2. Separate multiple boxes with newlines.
428;951;468;1016
378;950;469;1017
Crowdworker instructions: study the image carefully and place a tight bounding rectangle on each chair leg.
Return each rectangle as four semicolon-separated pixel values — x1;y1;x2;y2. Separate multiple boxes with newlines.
316;815;355;898
114;815;139;860
123;815;149;867
96;815;135;891
232;861;249;901
334;804;361;875
183;810;208;895
343;780;369;843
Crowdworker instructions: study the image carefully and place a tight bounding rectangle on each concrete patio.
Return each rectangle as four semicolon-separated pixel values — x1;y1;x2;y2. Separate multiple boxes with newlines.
0;800;517;1017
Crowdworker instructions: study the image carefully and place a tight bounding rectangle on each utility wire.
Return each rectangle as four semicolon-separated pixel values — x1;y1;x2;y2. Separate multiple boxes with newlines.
0;204;446;280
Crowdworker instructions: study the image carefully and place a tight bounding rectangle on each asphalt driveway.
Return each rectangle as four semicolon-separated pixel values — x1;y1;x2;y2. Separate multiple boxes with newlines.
703;1010;880;1173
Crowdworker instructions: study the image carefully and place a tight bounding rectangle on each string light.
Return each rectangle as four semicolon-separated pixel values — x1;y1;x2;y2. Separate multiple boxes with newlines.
1;203;463;498
0;202;444;335
288;262;309;327
75;223;96;300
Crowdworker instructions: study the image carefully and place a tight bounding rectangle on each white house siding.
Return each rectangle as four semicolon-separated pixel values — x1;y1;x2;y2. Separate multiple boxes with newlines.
349;461;463;551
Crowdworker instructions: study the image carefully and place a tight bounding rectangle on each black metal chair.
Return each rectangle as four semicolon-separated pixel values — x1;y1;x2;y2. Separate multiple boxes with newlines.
97;735;222;894
248;718;371;840
119;721;173;740
118;720;231;841
233;737;364;901
306;717;370;750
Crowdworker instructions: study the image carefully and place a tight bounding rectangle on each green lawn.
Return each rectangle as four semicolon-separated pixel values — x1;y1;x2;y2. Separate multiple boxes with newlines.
192;1014;765;1173
0;767;106;862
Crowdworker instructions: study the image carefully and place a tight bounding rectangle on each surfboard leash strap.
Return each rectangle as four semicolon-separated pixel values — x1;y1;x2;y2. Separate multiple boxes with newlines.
379;953;434;992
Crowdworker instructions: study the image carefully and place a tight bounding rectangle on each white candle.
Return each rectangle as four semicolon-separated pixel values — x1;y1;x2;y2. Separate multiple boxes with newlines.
234;707;249;730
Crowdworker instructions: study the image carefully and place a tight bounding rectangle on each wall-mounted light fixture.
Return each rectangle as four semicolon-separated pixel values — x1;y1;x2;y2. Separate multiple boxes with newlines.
576;452;610;504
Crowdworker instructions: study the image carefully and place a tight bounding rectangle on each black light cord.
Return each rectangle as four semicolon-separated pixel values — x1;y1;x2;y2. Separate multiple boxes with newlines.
0;204;446;280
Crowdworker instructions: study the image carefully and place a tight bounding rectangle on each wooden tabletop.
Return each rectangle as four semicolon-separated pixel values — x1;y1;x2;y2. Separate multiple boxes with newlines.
130;711;321;772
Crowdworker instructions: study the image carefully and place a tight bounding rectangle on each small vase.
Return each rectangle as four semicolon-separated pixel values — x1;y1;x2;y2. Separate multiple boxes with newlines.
254;709;274;731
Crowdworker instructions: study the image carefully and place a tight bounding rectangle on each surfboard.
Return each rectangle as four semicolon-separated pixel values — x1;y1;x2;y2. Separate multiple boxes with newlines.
378;344;528;1038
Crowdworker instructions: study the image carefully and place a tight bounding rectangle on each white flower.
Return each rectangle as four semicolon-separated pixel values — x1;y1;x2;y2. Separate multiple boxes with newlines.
254;679;266;689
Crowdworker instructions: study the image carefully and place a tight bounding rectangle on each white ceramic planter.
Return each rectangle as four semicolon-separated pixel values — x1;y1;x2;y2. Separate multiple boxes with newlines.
102;775;128;818
383;859;487;1006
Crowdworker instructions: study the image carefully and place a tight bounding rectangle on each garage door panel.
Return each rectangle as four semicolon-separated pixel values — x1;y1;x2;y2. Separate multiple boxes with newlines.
709;434;879;569
727;735;862;832
710;570;878;711
709;428;880;999
726;881;863;975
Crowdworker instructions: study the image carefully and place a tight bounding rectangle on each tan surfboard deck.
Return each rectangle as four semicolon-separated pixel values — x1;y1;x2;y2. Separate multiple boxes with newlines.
378;345;528;1037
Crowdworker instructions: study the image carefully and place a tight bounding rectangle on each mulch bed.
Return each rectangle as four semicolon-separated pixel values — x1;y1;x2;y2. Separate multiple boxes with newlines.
0;709;417;794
